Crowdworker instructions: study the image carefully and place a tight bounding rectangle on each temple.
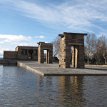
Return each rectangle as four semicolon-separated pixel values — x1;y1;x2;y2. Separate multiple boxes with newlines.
4;46;38;61
2;32;86;68
59;32;86;68
38;42;53;64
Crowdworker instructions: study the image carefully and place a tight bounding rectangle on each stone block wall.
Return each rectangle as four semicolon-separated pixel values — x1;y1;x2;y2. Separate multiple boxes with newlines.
4;51;17;59
15;46;38;61
59;32;86;68
38;42;53;64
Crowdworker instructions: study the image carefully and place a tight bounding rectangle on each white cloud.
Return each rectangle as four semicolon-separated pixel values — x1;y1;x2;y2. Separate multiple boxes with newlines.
34;35;45;39
0;47;8;57
0;34;31;42
10;0;61;23
0;34;45;43
0;34;45;57
4;0;107;33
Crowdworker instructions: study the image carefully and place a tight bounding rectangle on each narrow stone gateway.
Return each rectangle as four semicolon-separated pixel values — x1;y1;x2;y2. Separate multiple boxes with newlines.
38;42;53;64
59;32;87;68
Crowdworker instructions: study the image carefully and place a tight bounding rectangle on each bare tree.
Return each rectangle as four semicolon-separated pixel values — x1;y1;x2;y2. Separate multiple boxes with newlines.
96;35;107;64
52;36;60;58
85;33;97;64
52;33;107;65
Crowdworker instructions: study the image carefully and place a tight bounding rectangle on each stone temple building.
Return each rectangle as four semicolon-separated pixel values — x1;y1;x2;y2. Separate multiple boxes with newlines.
59;32;86;68
4;46;38;61
38;42;53;64
15;46;38;60
3;32;86;68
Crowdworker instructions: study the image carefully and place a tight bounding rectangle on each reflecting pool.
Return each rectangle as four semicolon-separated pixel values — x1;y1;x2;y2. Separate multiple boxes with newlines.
0;66;107;107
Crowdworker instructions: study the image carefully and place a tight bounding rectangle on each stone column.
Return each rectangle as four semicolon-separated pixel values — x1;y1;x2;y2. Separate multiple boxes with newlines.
59;37;67;68
65;46;71;68
46;50;48;63
59;36;71;68
72;46;75;68
74;46;79;68
77;45;84;68
38;46;44;63
47;49;53;63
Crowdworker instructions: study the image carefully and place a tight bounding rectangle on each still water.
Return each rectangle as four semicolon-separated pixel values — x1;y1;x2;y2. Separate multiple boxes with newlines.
0;66;107;107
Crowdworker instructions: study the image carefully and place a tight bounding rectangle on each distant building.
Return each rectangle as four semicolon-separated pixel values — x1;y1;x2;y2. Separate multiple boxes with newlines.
15;46;38;60
4;46;38;61
4;51;17;59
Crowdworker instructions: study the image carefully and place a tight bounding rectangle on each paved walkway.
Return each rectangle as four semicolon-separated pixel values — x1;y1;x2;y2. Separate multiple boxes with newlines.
17;61;107;76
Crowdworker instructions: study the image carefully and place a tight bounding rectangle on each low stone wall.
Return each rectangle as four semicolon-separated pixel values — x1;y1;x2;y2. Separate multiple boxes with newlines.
0;59;17;65
4;51;17;59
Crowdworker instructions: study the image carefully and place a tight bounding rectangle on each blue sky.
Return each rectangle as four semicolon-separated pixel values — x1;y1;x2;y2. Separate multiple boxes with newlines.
0;0;107;56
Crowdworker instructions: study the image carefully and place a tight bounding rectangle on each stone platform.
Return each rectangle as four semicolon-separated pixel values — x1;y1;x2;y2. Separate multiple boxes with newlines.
17;61;107;76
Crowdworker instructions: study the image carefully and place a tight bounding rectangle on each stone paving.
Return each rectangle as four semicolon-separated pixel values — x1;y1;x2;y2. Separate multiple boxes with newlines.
17;61;107;76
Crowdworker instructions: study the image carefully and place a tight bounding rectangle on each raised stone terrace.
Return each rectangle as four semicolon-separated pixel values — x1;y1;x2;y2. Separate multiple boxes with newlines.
17;61;107;76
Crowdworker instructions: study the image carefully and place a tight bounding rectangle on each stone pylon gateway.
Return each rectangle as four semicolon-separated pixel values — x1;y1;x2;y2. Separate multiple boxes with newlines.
59;32;87;68
38;42;53;64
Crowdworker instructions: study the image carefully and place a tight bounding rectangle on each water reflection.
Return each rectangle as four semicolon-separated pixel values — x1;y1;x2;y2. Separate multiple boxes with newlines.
0;66;107;107
58;76;85;107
